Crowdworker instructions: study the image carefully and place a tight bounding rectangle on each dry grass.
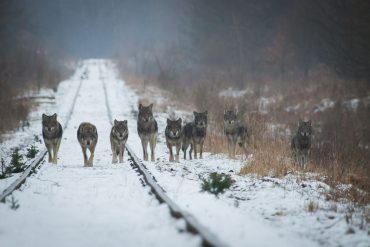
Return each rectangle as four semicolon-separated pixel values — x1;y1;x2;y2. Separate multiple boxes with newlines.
240;138;295;178
120;66;370;206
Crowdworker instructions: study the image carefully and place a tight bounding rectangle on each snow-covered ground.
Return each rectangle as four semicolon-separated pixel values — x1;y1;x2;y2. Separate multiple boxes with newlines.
0;60;368;247
0;60;200;247
108;61;369;247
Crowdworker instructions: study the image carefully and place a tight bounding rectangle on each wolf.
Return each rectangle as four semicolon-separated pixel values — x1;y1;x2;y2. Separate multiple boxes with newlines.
110;119;128;164
42;113;63;164
77;122;98;167
224;109;248;159
165;118;182;162
137;103;158;161
291;120;312;168
182;111;208;159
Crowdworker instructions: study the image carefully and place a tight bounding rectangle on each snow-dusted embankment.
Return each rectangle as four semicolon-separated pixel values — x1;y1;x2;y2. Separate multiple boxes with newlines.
0;60;200;247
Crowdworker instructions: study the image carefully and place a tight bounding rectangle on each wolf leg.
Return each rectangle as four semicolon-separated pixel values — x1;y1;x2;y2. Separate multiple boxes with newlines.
81;146;88;166
189;143;193;160
182;143;187;160
88;145;95;166
111;139;117;163
175;143;181;162
45;143;53;163
141;139;148;161
119;145;124;163
199;141;204;159
53;138;62;164
227;139;232;158
169;145;174;162
193;141;198;159
112;146;118;164
150;133;157;162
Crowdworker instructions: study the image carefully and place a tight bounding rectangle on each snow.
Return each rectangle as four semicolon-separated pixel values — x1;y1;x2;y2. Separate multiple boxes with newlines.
109;64;369;247
314;98;335;113
0;59;368;247
0;60;200;247
219;88;249;98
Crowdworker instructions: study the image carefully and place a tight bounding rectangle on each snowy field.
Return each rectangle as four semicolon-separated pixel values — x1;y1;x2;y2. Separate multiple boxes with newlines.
0;59;368;247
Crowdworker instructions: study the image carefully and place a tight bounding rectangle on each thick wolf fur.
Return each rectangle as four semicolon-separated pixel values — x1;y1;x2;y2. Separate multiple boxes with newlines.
182;111;208;159
224;109;248;159
291;120;312;168
137;103;158;161
110;119;128;164
77;122;98;167
165;118;182;162
42;113;63;164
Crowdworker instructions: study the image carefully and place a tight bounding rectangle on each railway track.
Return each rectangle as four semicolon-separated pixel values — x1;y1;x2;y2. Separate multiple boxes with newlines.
0;78;83;203
0;63;228;247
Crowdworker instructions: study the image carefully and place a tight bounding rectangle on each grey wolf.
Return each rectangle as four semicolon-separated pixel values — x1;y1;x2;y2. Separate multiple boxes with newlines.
165;118;182;162
137;103;158;161
110;119;128;164
182;111;208;159
42;113;63;164
291;120;312;168
224;109;248;159
77;122;98;167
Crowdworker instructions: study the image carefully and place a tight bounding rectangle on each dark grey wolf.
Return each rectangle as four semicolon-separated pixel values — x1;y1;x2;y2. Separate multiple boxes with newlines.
110;119;128;164
137;103;158;161
224;109;248;159
42;113;63;164
77;122;98;167
291;120;312;168
182;111;208;159
165;118;182;162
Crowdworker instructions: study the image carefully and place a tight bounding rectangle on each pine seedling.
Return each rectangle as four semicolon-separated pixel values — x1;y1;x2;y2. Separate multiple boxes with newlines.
201;172;233;196
10;148;25;173
26;145;39;159
0;158;7;179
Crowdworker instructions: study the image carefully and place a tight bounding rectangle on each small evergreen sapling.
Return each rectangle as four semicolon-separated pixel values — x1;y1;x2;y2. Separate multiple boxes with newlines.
10;148;25;173
26;145;39;159
201;172;233;195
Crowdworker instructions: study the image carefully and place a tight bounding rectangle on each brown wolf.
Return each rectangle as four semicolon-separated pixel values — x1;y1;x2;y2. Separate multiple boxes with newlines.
77;122;98;167
224;109;248;159
110;119;128;164
42;113;63;164
182;111;208;159
137;103;158;161
291;120;312;168
165;118;182;162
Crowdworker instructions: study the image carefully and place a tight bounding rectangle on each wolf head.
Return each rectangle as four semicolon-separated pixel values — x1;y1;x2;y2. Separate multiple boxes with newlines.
42;113;58;133
138;103;154;123
194;111;208;128
166;118;182;138
113;119;128;140
224;109;237;127
79;124;97;146
297;120;312;137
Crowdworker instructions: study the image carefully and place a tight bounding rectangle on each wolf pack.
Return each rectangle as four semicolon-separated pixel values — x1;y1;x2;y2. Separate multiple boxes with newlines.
42;103;312;168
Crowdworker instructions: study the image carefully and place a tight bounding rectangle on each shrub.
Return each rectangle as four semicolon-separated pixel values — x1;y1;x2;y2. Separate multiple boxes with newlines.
26;145;38;159
201;172;233;195
10;148;25;173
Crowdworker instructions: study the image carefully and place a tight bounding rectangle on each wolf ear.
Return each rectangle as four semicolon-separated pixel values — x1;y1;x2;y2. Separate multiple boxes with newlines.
149;103;153;110
114;119;118;125
167;118;170;125
307;120;312;125
193;111;198;116
204;110;208;115
123;120;127;126
139;103;143;110
42;113;46;120
178;118;182;124
52;113;57;120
